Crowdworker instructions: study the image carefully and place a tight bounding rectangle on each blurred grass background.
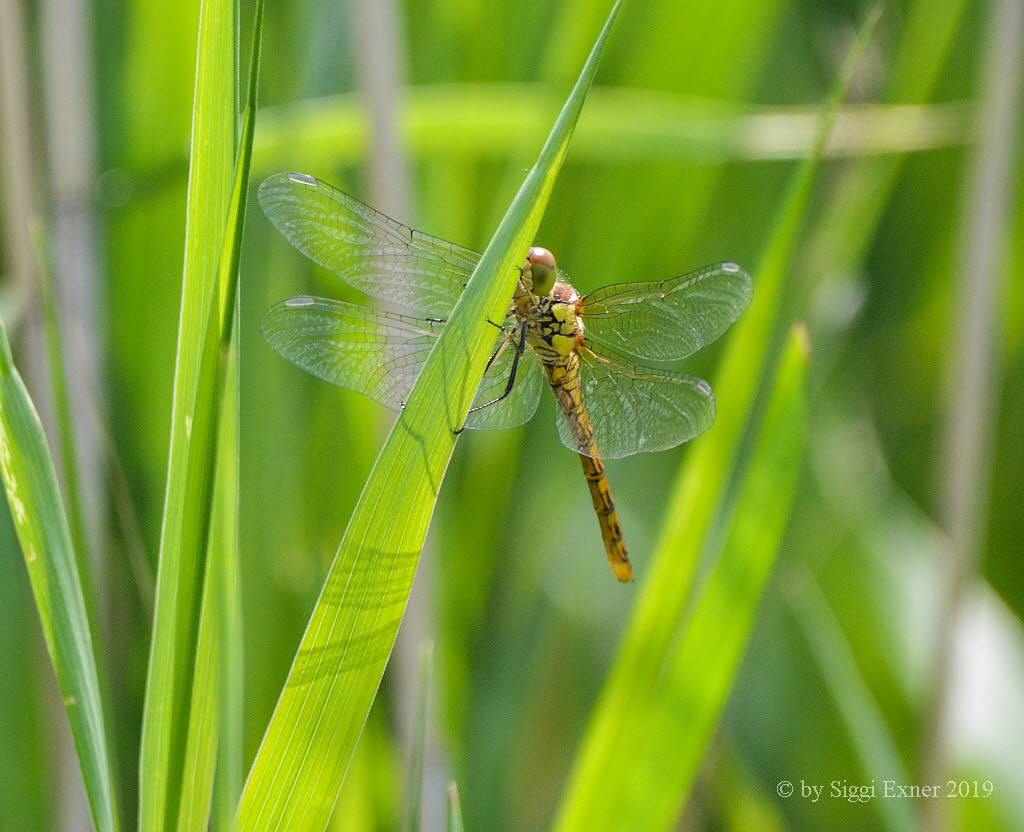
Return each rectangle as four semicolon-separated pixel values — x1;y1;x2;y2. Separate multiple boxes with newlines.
1;0;1022;830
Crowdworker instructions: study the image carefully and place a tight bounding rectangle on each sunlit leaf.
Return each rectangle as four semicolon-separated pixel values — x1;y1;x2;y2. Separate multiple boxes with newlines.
235;3;623;828
137;0;238;826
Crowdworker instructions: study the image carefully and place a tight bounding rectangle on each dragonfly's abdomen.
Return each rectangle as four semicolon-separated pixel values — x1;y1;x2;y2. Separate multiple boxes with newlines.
545;356;633;582
579;453;632;582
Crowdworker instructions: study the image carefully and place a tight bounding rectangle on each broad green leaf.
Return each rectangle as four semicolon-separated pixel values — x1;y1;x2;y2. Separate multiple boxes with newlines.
0;319;122;832
328;717;394;830
554;8;881;831
137;0;236;825
235;3;622;828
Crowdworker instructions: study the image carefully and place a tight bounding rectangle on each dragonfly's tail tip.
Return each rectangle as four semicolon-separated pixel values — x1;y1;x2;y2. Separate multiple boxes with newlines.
611;561;634;583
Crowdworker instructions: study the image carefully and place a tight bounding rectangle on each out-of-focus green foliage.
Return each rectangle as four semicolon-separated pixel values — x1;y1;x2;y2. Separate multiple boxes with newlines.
1;0;1022;830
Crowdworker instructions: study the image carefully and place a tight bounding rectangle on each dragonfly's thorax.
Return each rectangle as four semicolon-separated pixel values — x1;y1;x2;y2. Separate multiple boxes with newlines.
522;280;584;364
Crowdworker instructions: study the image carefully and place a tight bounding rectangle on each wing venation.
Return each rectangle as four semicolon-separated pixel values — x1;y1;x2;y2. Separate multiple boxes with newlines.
262;297;540;430
554;340;716;459
579;261;752;361
260;173;481;318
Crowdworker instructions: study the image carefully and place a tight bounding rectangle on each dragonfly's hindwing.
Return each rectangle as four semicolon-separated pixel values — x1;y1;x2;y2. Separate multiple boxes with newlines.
262;297;542;431
553;341;716;459
465;329;544;430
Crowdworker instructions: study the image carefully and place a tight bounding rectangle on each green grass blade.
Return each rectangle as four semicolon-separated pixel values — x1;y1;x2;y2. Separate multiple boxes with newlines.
174;339;245;832
212;336;244;831
554;8;882;830
217;14;261;825
235;3;622;828
175;2;263;827
446;782;464;832
555;326;808;831
633;325;808;825
0;319;122;832
30;223;93;606
403;642;433;832
253;90;968;175
137;0;236;825
800;0;969;300
786;572;916;832
175;535;221;831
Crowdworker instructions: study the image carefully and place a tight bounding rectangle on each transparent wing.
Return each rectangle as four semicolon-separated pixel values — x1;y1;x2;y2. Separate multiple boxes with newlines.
261;296;438;410
262;296;540;431
555;341;716;460
578;261;752;361
465;327;544;430
259;172;481;318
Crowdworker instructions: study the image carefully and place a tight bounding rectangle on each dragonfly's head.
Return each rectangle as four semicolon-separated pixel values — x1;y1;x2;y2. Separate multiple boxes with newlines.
525;246;557;297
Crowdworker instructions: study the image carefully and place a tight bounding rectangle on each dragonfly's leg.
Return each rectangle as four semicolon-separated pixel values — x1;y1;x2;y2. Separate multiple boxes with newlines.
456;321;527;433
482;334;510;375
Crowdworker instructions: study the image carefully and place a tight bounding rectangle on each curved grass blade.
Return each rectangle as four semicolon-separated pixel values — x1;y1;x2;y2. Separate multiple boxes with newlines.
136;0;237;825
554;7;881;830
235;3;623;828
403;642;433;832
0;320;122;832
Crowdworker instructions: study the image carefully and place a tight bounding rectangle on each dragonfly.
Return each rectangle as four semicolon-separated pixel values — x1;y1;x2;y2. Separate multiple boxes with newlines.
259;172;752;582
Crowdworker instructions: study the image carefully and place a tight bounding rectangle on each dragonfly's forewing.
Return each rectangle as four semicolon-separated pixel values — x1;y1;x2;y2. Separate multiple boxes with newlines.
259;173;481;319
555;340;716;460
578;262;752;361
262;297;541;431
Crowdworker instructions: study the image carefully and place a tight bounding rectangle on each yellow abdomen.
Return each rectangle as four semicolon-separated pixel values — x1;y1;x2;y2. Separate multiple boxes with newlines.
544;355;633;582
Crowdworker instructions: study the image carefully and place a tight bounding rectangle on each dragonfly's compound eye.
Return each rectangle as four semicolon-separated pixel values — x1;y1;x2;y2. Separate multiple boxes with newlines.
527;246;557;297
528;246;556;270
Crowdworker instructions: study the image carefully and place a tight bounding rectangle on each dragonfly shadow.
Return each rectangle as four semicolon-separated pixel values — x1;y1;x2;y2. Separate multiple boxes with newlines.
390;323;486;499
391;412;443;501
286;335;486;692
288;544;420;689
436;323;491;432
